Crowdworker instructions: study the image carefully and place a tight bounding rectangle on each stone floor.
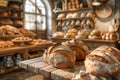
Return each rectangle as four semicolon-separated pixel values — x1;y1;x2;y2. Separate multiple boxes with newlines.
0;69;36;80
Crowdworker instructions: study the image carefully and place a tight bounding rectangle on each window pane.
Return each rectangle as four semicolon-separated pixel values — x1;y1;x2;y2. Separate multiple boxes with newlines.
37;15;41;23
26;0;32;5
25;22;36;30
25;5;35;13
25;14;36;22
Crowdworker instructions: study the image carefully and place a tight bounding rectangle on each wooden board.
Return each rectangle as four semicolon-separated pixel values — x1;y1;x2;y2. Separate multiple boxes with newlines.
19;56;84;80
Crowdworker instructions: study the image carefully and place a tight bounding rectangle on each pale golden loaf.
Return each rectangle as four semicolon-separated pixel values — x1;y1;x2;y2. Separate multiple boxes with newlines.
66;13;73;18
81;13;86;18
75;20;81;26
85;46;120;77
57;13;66;19
72;12;80;18
52;32;65;38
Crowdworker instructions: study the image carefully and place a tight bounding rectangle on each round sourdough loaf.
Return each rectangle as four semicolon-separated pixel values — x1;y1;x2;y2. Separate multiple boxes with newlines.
43;43;76;69
85;46;120;77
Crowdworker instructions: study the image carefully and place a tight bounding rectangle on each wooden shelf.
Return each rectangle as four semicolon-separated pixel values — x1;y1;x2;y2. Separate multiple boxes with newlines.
51;38;119;50
56;17;92;21
0;16;23;20
55;8;93;14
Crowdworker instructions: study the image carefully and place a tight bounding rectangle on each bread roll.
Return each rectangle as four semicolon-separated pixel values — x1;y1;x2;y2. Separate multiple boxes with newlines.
75;20;81;26
57;13;66;19
66;13;73;18
43;43;76;69
10;4;19;9
81;13;86;18
102;32;118;41
90;29;101;36
52;32;65;38
85;46;120;77
14;20;23;26
71;21;75;26
0;19;13;25
0;11;8;17
86;13;95;18
72;12;80;18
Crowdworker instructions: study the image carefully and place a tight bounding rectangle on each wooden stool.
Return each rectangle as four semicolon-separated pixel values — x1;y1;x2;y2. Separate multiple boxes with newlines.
25;75;44;80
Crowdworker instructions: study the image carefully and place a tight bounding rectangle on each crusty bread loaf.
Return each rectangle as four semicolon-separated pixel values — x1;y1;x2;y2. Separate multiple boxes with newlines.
62;39;89;60
85;46;120;77
43;43;76;69
72;66;112;80
102;32;118;41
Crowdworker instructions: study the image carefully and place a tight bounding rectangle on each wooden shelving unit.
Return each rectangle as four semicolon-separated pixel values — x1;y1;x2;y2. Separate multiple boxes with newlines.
0;43;53;75
0;0;24;28
55;8;93;14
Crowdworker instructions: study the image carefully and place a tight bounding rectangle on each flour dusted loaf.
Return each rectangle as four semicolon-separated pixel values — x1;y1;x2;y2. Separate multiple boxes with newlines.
72;66;112;80
85;46;120;77
62;39;89;60
43;43;76;69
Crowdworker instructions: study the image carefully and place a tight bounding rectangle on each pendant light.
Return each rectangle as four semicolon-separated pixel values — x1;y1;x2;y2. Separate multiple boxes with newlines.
92;0;101;6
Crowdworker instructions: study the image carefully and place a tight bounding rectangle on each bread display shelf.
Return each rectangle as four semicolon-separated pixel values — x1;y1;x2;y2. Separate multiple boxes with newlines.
8;0;23;3
0;16;23;20
56;17;92;21
0;42;53;75
55;8;93;14
51;38;118;42
0;7;23;12
51;38;118;50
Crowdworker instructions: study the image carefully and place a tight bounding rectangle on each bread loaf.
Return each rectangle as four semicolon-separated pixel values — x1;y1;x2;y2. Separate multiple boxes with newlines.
72;66;112;80
72;12;80;18
62;39;89;60
57;13;66;19
102;32;118;41
85;46;120;77
43;43;76;69
52;32;65;38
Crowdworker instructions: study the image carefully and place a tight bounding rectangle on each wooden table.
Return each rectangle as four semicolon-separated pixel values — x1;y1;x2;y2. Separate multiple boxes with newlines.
19;57;84;80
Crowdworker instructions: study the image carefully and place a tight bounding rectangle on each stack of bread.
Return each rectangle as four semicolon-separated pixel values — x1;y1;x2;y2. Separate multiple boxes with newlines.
64;28;78;38
102;32;119;41
88;29;101;39
19;28;36;38
43;39;89;69
72;46;120;80
0;25;22;36
0;41;14;48
29;39;52;46
76;29;90;39
62;0;83;11
12;36;32;41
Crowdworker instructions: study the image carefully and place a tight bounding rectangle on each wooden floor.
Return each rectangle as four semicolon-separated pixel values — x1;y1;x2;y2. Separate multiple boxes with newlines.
0;70;39;80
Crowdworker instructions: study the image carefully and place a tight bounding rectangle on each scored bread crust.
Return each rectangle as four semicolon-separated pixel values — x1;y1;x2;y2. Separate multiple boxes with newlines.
85;46;120;77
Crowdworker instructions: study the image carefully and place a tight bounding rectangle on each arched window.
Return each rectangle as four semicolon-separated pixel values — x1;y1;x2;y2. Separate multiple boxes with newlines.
24;0;47;38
